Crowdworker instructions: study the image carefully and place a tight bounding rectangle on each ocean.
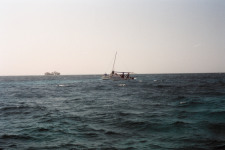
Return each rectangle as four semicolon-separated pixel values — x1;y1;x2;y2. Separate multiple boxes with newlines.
0;74;225;150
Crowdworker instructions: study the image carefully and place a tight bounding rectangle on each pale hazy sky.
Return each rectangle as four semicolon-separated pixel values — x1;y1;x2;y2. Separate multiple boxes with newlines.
0;0;225;75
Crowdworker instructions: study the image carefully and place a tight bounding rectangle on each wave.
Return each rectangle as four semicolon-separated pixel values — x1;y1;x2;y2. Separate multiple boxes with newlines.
63;98;82;104
37;127;50;132
171;121;190;126
84;132;99;137
178;99;204;107
197;91;225;96
105;131;119;135
208;123;225;135
12;90;46;99
1;105;46;116
57;84;78;87
27;143;88;150
175;96;186;100
116;120;165;132
116;111;144;117
1;105;30;111
155;84;172;88
209;110;225;116
1;134;34;140
120;120;148;128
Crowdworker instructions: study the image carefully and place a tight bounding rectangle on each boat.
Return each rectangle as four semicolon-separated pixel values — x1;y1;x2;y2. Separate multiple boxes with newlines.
102;52;135;80
45;71;60;76
102;73;110;80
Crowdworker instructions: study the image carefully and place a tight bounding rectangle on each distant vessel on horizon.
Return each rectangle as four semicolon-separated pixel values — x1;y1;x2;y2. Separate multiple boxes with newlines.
45;71;60;76
102;52;135;80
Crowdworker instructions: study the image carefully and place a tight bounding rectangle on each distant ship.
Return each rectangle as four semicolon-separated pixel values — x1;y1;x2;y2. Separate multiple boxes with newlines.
45;71;60;76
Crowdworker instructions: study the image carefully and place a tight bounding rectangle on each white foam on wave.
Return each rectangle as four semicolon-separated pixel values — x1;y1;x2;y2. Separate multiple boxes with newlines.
118;84;126;87
180;101;187;104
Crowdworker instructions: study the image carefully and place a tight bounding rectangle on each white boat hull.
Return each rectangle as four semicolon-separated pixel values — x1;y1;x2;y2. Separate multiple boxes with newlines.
101;74;134;80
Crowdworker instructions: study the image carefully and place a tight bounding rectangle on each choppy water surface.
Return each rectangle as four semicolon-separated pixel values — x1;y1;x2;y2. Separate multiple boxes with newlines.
0;74;225;149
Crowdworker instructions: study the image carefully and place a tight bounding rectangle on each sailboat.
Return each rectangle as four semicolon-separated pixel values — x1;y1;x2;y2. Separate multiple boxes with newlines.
102;52;135;80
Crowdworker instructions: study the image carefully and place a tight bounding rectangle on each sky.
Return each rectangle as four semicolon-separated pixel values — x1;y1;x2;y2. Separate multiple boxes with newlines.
0;0;225;75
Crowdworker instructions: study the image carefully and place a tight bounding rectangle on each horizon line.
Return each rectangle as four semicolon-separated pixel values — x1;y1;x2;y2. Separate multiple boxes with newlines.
0;72;225;77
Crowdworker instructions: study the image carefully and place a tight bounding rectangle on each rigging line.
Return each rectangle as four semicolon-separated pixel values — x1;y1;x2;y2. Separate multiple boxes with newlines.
104;51;117;73
112;51;117;71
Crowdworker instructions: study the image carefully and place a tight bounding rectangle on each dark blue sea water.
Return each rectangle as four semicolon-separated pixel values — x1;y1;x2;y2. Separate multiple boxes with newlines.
0;74;225;150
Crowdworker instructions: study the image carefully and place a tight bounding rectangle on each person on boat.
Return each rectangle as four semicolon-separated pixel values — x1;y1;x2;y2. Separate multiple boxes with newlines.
126;73;130;79
121;72;125;78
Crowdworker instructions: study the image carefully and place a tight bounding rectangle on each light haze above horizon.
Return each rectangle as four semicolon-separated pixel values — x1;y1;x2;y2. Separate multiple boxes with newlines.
1;0;225;75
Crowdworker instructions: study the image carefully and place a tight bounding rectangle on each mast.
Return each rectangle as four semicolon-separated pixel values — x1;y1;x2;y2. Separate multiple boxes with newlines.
112;52;117;72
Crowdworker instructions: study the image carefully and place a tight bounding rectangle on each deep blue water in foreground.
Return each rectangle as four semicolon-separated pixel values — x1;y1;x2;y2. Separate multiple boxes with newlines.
0;74;225;150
